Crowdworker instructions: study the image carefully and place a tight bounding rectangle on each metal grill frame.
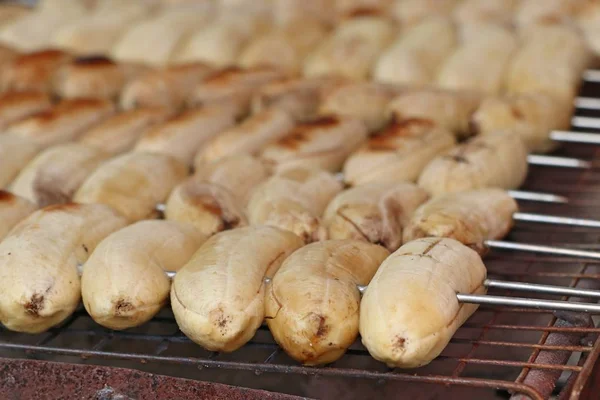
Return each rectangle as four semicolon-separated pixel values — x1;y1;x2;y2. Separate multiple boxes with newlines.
3;93;600;400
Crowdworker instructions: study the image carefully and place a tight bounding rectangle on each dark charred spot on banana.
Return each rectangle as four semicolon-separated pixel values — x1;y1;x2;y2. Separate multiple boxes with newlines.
394;336;407;351
303;115;340;128
73;55;115;67
24;293;45;317
367;119;434;151
448;155;470;164
315;315;329;339
114;299;134;315
0;190;15;203
345;7;382;18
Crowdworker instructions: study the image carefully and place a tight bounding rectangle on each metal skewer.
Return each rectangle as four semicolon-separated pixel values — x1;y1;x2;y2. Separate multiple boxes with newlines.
507;190;568;203
161;259;600;314
550;130;600;145
526;154;590;169
583;69;600;83
457;294;600;313
335;173;569;204
571;116;600;130
575;96;600;110
484;239;600;260
513;212;600;228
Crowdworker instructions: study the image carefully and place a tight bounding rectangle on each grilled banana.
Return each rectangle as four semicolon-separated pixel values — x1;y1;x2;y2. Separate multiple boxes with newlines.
171;226;303;352
0;203;127;333
74;152;187;222
403;189;518;254
247;166;342;243
360;237;487;368
343;119;456;186
265;240;389;365
323;182;429;251
82;220;206;330
418;131;528;196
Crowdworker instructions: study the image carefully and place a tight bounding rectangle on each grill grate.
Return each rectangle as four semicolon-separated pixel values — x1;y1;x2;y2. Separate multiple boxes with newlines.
3;92;600;400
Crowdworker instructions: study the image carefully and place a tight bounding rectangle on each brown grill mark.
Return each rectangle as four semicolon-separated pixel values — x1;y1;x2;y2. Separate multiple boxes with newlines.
193;194;223;217
73;55;115;67
43;203;81;212
14;50;66;67
276;116;339;149
277;131;311;149
367;119;434;151
302;116;339;128
204;67;244;84
0;190;15;203
0;91;48;105
346;8;382;17
24;293;44;316
33;99;109;123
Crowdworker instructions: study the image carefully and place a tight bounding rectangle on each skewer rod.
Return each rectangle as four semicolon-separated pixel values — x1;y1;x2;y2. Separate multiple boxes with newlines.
572;116;600;130
457;294;600;313
158;274;600;313
583;69;600;82
513;212;600;228
550;130;600;144
508;190;568;204
575;97;600;110
485;279;600;299
526;154;590;169
485;240;600;260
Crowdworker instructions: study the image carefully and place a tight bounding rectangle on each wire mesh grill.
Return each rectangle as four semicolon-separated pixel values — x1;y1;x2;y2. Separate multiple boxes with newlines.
2;94;600;400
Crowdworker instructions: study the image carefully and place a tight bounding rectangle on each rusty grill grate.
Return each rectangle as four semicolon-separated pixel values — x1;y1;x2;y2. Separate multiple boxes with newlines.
3;91;600;400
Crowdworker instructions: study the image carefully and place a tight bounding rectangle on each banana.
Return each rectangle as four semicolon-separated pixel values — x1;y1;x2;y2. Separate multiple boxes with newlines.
265;240;389;365
360;237;487;368
171;226;304;352
403;189;518;254
247;166;342;243
343;119;456;186
387;89;482;138
82;220;207;330
74;152;187;222
0;190;37;240
323;182;429;251
418;131;528;196
260;116;368;172
0;203;128;333
195;108;294;165
10;143;109;207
